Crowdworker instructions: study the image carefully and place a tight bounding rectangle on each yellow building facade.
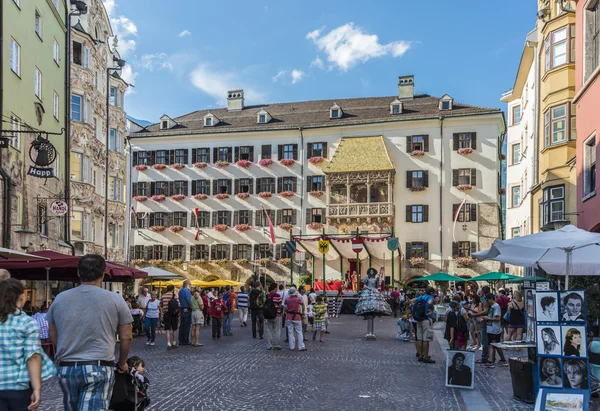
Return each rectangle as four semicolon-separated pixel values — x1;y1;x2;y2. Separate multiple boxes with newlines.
532;1;577;232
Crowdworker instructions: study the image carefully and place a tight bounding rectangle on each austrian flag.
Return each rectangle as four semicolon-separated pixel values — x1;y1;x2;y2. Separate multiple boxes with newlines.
351;238;363;254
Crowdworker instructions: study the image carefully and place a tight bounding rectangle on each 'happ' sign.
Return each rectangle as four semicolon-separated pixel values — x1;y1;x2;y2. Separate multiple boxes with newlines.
50;200;68;216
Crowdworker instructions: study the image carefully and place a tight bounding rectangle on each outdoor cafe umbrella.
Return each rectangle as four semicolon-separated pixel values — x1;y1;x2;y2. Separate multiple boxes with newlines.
507;275;548;284
0;247;50;260
473;225;600;289
470;272;520;282
419;272;466;282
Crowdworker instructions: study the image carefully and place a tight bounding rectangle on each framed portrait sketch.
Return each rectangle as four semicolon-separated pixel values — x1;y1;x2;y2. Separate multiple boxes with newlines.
445;350;475;389
559;291;586;323
539;356;563;388
537;325;561;356
535;292;559;322
561;325;587;358
562;358;589;390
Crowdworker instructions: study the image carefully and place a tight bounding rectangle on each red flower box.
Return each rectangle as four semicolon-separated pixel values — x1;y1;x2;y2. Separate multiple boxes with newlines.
215;160;230;168
457;184;472;191
309;190;324;198
214;193;230;200
171;163;185;169
278;223;293;231
193;194;208;200
279;159;295;167
411;150;425;157
170;194;185;201
213;224;229;232
258;192;273;199
133;196;147;202
308;222;323;231
409;186;426;192
458;148;474;155
194;162;208;169
280;191;294;198
258;158;273;167
236;160;252;168
149;226;166;232
236;192;250;199
153;164;167;170
169;225;184;233
308;156;325;165
134;165;148;171
151;194;166;202
234;224;251;232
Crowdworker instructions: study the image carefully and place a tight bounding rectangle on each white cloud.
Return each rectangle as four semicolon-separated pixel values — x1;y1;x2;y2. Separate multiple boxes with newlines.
120;65;138;94
291;69;304;84
309;56;324;70
178;30;192;38
189;65;266;104
140;53;173;71
103;1;137;57
306;23;411;71
272;70;286;82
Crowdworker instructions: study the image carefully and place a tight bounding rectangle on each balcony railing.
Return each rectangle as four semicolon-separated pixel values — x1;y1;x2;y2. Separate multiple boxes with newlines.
327;202;394;218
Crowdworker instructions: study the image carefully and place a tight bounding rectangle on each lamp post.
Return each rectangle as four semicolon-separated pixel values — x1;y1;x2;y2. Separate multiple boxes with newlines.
65;1;87;254
104;57;126;259
14;228;34;250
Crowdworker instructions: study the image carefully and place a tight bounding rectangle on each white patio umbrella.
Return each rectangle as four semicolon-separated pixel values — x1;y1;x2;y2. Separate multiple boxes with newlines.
140;266;183;280
473;225;600;289
0;247;51;261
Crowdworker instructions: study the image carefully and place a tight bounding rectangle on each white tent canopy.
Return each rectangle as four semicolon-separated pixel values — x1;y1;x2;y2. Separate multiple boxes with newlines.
473;225;600;288
0;247;50;261
139;266;183;280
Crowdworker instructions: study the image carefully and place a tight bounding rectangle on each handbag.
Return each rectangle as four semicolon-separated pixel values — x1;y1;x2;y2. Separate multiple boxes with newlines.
503;310;510;322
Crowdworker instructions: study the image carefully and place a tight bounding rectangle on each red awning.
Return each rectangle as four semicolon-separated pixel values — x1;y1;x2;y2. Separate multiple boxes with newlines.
0;250;146;282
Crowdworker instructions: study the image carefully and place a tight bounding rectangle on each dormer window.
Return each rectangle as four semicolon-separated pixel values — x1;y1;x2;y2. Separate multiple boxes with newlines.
204;112;218;127
161;121;168;129
160;115;174;130
330;103;342;119
256;109;271;124
390;98;403;115
439;94;454;111
259;115;266;123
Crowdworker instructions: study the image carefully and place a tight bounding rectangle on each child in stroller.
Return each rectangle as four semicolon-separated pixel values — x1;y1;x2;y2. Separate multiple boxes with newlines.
110;356;150;411
130;303;145;337
396;303;414;342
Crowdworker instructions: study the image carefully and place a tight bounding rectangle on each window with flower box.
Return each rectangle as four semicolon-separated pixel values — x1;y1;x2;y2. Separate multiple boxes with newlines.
233;244;252;260
406;205;428;223
453;203;477;222
194;211;210;228
255;243;273;259
213;179;232;195
278;144;298;160
134;246;145;260
174;149;188;164
307;142;327;158
172;245;185;260
212;244;230;260
406;135;429;152
306;208;325;223
214;147;232;163
453;241;476;258
277;176;297;193
235;178;253;194
406;170;428;188
213;211;232;226
405;242;428;259
172;181;188;196
173;212;187;227
453;133;476;150
192;180;209;195
191;148;210;163
255;209;275;227
257;178;275;193
307;175;323;192
261;145;272;159
278;209;296;224
234;210;252;225
235;146;254;161
452;169;476;186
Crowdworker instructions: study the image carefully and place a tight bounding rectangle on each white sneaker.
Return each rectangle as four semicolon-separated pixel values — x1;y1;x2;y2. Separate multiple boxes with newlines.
146;341;151;345
150;341;155;346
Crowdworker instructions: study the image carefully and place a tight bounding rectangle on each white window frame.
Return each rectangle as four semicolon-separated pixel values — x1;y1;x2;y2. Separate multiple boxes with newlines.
71;94;82;121
512;105;521;125
512;143;521;165
34;68;42;99
35;9;42;39
109;129;116;151
511;227;521;238
53;39;60;64
583;132;597;198
53;91;59;119
511;186;521;208
10;38;20;76
544;104;568;146
10;115;21;150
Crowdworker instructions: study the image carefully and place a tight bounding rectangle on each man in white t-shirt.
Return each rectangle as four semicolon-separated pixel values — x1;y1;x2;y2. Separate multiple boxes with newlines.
137;288;151;312
483;293;507;368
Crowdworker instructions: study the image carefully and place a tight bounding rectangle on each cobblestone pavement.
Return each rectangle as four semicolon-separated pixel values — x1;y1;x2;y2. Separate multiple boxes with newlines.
38;315;578;411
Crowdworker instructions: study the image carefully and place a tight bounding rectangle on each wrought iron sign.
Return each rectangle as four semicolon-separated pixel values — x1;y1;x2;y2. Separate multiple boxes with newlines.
27;135;57;178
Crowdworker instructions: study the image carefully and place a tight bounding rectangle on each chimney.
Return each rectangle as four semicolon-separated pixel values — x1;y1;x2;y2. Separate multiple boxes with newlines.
227;89;244;112
398;75;414;100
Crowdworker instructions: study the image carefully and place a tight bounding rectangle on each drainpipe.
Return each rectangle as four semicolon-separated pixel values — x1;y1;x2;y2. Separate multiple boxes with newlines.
64;8;72;252
528;36;540;193
298;127;305;234
439;115;445;271
125;136;132;264
0;0;11;248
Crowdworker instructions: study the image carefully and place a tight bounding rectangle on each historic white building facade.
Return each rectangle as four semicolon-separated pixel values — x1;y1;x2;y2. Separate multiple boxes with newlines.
127;76;505;285
69;0;128;262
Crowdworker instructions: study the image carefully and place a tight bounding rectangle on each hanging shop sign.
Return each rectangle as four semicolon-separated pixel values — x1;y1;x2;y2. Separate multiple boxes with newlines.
387;237;399;252
50;200;68;216
0;137;8;148
318;240;330;255
27;135;56;179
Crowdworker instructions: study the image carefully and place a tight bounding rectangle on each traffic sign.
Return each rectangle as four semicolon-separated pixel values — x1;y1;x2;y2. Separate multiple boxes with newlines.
351;238;363;254
318;240;330;255
285;240;297;255
387;237;399;252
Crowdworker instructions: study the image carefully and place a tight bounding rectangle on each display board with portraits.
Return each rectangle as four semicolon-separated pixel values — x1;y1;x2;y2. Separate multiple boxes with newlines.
533;290;590;393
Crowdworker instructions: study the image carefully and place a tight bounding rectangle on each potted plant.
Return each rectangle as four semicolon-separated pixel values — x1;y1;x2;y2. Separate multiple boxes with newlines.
193;193;208;200
236;159;252;168
279;158;295;167
148;259;165;266
169;225;184;233
411;150;425;157
215;160;230;168
236;192;250;199
194;162;208;169
149;226;166;232
214;193;230;200
308;156;325;165
409;257;425;267
234;224;251;232
458;148;474;155
457;184;473;191
308;222;323;231
151;194;166;202
213;224;229;232
309;190;324;198
152;164;167;170
133;195;147;202
409;186;426;192
280;191;294;198
134;165;148;171
258;158;274;167
170;194;185;201
171;163;185;169
278;223;293;231
235;258;249;265
456;256;475;267
189;259;207;265
278;258;291;266
258;191;273;199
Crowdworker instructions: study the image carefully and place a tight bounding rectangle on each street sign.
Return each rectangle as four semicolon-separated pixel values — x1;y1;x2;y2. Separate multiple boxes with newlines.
50;200;68;216
285;240;297;255
318;240;330;255
351;238;363;254
387;237;399;252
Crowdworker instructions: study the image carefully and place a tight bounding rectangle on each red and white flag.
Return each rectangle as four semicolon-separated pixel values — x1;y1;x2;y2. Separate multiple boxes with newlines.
194;208;199;228
195;229;201;241
131;206;139;220
262;205;275;244
453;197;467;242
351;238;363;254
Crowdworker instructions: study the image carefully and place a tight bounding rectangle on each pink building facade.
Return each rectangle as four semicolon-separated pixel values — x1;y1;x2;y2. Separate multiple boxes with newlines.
574;0;600;232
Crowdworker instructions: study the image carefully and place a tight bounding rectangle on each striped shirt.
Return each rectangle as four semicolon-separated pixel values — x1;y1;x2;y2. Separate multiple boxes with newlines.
237;292;249;308
313;303;327;323
160;291;179;314
0;311;56;390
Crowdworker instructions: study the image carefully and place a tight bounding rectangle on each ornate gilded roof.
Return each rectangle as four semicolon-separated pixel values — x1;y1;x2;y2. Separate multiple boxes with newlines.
324;136;395;173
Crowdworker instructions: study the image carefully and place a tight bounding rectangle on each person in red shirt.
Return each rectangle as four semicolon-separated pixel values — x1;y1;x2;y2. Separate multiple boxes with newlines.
209;291;225;340
201;290;210;327
390;287;400;318
264;283;283;350
284;287;306;351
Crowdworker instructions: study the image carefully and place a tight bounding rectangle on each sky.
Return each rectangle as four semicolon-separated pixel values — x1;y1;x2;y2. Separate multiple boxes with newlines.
104;0;539;124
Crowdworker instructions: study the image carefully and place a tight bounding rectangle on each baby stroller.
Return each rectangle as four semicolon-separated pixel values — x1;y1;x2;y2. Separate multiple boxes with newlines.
397;318;413;342
131;314;144;337
110;368;150;411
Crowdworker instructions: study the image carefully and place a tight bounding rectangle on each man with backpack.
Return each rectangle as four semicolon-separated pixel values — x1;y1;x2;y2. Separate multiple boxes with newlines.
411;287;437;364
445;301;470;350
222;286;237;336
496;289;510;340
178;280;192;345
249;282;266;339
160;284;180;350
264;283;282;350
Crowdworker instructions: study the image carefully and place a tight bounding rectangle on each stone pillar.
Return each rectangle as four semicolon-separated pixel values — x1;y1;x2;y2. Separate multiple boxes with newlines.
346;183;351;204
325;180;331;205
366;183;372;204
388;182;393;203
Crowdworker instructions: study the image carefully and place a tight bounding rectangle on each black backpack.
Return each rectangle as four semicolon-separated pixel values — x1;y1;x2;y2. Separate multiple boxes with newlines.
412;297;428;321
263;294;277;319
249;289;261;310
456;311;468;333
168;292;179;317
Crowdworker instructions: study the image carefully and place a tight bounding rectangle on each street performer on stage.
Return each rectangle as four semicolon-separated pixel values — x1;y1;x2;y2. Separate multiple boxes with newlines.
355;267;392;317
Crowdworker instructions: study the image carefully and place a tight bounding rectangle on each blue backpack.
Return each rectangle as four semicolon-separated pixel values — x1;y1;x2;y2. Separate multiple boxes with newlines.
412;296;429;321
222;292;232;311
